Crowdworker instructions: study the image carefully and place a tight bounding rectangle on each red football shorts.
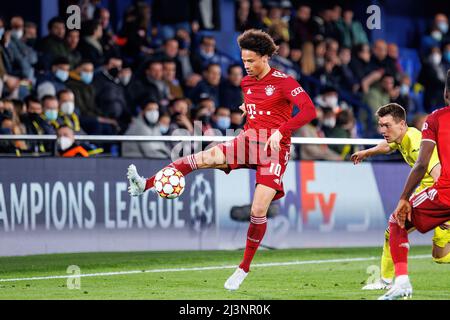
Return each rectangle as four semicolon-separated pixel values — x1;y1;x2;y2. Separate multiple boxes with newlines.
408;187;450;233
217;131;290;201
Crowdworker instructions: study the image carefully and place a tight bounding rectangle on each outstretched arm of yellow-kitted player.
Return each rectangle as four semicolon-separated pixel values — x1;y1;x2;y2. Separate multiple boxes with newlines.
350;141;392;164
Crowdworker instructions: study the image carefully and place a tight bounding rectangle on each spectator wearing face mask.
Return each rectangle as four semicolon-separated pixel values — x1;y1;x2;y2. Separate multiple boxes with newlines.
56;125;89;157
119;63;135;121
41;95;60;128
393;74;421;116
418;46;447;112
122;101;171;159
211;106;231;135
9;16;38;82
158;112;172;136
55;89;83;134
315;86;343;113
66;60;96;119
321;107;337;136
21;95;55;154
325;109;357;159
93;56;128;132
421;13;449;56
36;56;70;97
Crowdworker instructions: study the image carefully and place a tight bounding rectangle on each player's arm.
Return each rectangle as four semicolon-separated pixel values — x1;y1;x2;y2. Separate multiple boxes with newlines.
394;113;438;228
350;141;392;164
399;140;435;201
265;78;316;152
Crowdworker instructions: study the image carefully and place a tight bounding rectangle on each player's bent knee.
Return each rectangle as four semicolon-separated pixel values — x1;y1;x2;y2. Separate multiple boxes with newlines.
251;204;268;218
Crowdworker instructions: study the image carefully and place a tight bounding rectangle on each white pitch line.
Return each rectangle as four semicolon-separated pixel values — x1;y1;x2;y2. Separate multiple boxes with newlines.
0;254;431;283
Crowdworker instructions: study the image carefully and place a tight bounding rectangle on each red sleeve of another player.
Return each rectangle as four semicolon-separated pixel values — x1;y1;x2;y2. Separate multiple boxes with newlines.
421;113;438;143
278;77;317;137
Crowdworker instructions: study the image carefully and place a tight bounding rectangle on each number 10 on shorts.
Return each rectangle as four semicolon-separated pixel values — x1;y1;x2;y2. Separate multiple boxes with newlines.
269;163;282;176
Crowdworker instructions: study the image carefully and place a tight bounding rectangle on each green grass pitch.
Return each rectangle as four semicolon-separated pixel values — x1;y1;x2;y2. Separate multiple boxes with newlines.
0;246;448;300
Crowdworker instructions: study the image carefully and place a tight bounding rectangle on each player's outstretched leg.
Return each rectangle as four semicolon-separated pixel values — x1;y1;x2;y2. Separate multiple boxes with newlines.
378;217;413;300
128;147;227;197
224;185;275;291
362;228;394;290
432;224;450;263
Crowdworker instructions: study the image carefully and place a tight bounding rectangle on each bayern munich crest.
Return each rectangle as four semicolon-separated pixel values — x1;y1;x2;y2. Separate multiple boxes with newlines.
265;85;275;96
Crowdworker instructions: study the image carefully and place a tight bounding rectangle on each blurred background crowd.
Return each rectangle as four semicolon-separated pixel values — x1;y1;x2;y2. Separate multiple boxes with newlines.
0;0;448;161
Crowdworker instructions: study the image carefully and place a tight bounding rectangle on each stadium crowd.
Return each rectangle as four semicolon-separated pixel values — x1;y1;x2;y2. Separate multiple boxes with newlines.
0;0;448;160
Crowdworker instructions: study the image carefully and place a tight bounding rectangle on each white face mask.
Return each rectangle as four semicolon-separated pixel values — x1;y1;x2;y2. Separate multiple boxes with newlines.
60;101;75;115
324;95;338;107
58;136;73;151
120;74;131;86
431;31;442;41
145;110;159;124
11;29;24;40
431;53;442;65
323;117;336;128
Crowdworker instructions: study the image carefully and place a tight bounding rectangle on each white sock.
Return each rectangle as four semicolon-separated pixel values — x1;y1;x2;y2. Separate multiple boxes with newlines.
395;275;410;285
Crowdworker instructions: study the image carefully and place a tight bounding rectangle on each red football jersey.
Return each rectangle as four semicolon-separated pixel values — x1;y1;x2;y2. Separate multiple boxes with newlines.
241;68;316;145
422;105;450;205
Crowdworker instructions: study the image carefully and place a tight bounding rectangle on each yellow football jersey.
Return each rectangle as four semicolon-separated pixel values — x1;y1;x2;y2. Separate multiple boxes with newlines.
389;127;440;192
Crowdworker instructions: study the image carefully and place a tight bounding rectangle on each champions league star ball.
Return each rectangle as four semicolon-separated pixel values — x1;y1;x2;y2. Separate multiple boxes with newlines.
154;167;186;199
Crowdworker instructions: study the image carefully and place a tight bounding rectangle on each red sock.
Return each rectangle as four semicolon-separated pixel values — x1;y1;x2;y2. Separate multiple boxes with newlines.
389;219;409;276
145;154;198;190
239;216;267;273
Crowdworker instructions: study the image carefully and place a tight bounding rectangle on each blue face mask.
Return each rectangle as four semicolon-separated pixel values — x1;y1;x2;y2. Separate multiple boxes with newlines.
216;116;230;130
160;125;169;135
438;22;449;34
80;71;94;84
45;110;58;121
55;69;69;82
0;28;5;39
400;84;409;96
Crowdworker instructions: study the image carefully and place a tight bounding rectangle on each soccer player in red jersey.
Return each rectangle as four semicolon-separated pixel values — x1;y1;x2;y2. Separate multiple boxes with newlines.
380;69;450;300
127;29;316;290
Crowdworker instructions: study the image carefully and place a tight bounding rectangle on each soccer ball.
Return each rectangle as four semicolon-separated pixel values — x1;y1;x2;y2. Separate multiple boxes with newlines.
154;167;186;199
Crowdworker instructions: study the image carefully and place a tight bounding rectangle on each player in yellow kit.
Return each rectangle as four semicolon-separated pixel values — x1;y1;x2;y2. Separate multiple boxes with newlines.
351;103;450;290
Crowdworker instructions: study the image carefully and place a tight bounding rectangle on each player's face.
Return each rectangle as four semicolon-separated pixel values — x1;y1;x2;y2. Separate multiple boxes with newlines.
378;115;405;143
241;49;268;78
